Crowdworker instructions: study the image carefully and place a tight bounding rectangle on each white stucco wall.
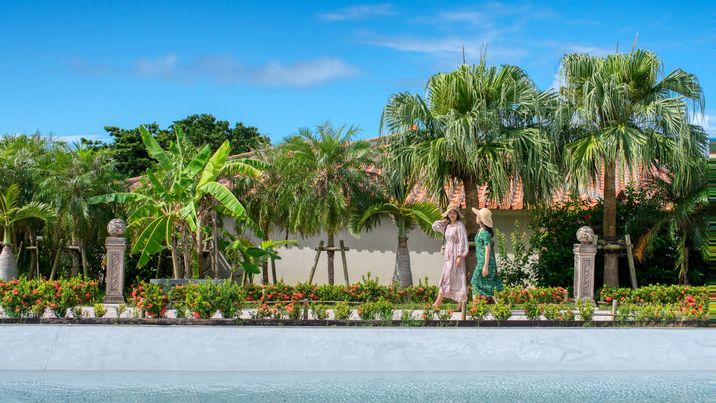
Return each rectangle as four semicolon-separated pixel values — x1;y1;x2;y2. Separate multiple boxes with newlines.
264;210;535;286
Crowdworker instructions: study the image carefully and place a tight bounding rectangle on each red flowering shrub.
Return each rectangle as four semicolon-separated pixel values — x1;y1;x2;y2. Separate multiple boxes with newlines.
129;281;169;318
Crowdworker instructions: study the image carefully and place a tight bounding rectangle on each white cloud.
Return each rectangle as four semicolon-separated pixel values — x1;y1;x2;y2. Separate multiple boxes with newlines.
132;53;179;82
564;44;613;57
319;4;394;21
356;31;526;62
690;113;710;132
66;54;361;89
186;55;361;88
549;73;560;91
65;58;118;78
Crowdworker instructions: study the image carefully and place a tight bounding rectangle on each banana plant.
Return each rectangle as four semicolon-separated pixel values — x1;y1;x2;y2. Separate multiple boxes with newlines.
90;126;269;279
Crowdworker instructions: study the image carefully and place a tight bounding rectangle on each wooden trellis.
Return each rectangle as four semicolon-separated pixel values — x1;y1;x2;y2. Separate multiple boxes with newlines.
307;240;350;285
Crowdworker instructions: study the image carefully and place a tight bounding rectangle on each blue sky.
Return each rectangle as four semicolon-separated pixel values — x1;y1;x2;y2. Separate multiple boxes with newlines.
1;1;713;144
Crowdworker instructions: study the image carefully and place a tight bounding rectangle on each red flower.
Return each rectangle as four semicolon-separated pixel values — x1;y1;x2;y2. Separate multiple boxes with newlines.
193;312;200;318
584;214;590;221
606;297;612;302
85;293;91;298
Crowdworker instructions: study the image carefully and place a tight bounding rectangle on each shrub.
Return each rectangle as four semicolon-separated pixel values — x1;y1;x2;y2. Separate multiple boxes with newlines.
576;299;594;321
0;278;35;318
285;302;301;320
495;221;535;287
93;303;108;318
374;298;394;321
311;303;329;320
560;307;576;321
399;309;415;324
333;302;351;320
541;304;561;320
357;301;378;320
421;304;438;321
522;299;541;320
216;280;243;319
468;297;492;323
116;303;127;318
492;300;513;321
130;281;169;318
251;303;272;319
183;282;221;319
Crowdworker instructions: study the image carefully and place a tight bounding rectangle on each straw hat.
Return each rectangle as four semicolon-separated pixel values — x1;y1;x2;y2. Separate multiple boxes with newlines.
471;207;493;228
441;204;463;219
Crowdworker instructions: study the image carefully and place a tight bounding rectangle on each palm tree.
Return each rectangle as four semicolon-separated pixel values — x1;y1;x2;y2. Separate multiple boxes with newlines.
40;143;121;278
381;60;556;281
232;146;296;285
629;157;708;284
281;121;376;285
0;184;54;280
557;49;706;287
349;165;443;288
0;131;62;279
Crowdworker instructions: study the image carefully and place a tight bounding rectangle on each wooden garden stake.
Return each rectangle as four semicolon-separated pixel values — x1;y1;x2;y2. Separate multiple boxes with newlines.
625;235;637;289
340;240;349;285
303;299;309;320
308;240;324;285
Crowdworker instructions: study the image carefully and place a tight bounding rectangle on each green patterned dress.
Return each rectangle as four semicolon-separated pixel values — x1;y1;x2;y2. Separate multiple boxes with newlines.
471;229;503;297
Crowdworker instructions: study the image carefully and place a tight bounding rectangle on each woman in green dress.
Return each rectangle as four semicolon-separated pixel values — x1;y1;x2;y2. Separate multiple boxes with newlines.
470;207;503;302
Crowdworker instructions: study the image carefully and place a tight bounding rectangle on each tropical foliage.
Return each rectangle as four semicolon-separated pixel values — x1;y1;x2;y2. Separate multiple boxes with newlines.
553;49;707;287
279;121;377;285
381;59;558;281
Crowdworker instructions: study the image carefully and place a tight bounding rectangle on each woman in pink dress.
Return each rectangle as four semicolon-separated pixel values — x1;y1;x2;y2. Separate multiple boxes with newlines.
431;204;469;311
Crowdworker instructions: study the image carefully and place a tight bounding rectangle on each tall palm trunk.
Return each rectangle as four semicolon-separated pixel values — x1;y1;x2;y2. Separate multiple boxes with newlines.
393;236;412;288
0;245;17;281
327;232;335;285
463;176;479;284
0;227;18;280
80;239;89;278
603;159;619;287
171;232;182;279
680;246;689;285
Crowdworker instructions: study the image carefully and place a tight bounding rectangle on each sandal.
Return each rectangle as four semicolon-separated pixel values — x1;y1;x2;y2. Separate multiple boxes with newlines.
453;306;462;313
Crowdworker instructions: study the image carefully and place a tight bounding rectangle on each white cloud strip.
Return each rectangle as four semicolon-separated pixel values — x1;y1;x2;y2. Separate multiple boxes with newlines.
319;4;394;21
68;54;361;89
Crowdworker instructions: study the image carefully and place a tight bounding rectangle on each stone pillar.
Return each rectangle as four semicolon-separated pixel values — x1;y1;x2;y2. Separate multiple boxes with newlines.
573;226;597;302
103;219;127;304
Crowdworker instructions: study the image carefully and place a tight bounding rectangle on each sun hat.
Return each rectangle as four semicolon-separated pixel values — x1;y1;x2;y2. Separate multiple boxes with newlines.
471;207;493;228
441;204;463;220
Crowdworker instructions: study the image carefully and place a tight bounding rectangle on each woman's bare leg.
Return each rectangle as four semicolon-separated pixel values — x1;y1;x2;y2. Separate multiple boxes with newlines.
432;294;444;309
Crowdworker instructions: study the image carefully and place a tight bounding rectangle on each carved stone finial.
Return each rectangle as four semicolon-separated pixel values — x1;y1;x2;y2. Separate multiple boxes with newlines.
107;218;127;237
576;226;595;244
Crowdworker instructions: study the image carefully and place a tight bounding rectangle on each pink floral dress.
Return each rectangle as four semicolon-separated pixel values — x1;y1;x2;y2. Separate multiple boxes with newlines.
432;220;469;302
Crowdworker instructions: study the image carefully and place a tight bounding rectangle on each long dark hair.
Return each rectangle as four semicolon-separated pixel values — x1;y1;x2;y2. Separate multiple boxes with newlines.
481;223;494;237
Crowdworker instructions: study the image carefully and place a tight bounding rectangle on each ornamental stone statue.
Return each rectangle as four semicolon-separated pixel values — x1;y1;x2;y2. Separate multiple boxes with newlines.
107;218;127;237
104;219;127;303
573;226;597;302
576;226;595;244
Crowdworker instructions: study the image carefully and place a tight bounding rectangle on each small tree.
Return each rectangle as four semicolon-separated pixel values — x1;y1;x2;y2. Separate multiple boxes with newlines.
0;184;54;280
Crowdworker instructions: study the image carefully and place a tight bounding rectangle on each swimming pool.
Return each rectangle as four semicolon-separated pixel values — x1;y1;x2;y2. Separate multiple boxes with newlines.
0;371;709;402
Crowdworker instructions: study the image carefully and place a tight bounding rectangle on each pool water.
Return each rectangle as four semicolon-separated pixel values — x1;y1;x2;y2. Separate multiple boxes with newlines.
0;371;709;403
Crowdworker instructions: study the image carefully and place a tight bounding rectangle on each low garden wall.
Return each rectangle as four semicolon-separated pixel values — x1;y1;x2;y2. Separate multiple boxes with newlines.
1;326;710;372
